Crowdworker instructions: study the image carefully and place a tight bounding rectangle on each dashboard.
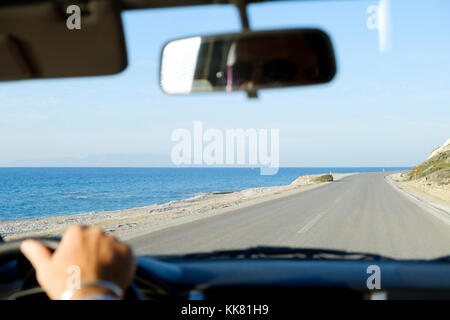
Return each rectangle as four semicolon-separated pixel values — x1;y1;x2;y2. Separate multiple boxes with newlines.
134;257;450;300
1;251;450;300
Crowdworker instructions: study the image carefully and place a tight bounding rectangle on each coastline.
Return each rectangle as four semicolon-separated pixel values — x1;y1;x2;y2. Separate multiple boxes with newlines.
0;173;356;241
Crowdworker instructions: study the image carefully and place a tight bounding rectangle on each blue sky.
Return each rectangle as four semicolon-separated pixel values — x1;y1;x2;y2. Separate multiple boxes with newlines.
0;0;449;167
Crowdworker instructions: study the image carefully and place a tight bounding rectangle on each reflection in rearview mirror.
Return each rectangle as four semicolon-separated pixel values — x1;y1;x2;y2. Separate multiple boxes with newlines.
160;29;336;95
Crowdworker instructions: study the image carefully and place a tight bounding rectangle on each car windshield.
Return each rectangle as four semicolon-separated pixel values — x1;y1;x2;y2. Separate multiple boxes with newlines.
0;0;449;261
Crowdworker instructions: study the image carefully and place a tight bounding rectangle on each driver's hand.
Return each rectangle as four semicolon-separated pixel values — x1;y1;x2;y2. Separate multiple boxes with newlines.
20;225;136;300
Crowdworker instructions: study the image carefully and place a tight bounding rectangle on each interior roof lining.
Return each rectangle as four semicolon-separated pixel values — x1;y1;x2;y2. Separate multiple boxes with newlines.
0;0;335;11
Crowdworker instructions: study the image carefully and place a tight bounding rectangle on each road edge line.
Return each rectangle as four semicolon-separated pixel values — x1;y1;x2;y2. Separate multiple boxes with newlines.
384;173;450;226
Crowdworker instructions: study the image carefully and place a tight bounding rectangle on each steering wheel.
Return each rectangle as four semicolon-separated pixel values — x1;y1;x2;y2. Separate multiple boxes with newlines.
0;238;142;300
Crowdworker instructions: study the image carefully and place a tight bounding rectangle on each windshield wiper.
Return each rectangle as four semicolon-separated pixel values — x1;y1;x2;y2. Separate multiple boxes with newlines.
174;246;394;261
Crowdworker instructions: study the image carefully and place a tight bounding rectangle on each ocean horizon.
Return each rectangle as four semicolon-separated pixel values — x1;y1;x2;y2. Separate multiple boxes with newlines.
0;167;410;221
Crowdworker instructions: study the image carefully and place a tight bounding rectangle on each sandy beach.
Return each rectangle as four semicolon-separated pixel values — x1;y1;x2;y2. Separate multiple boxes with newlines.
0;173;355;241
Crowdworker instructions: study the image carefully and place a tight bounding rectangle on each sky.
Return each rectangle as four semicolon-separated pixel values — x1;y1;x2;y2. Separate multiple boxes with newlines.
0;0;449;167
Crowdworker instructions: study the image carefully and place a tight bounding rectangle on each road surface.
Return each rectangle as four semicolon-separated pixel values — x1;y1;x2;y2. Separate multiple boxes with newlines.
127;172;450;259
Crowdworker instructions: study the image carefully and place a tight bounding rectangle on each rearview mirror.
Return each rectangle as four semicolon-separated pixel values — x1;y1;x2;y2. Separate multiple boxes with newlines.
160;29;336;96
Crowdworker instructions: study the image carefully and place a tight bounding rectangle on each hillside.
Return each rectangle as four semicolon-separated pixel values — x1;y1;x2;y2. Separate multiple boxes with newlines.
427;138;450;160
390;138;450;207
407;141;450;186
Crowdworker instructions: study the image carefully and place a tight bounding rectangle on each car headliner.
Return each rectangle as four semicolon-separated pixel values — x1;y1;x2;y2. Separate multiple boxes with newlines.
1;0;357;11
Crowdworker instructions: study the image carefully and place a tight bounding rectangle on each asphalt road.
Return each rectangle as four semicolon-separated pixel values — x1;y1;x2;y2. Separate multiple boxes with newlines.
127;172;450;259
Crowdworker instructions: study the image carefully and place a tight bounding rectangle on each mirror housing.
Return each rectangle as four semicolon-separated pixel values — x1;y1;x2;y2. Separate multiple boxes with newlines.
160;29;336;97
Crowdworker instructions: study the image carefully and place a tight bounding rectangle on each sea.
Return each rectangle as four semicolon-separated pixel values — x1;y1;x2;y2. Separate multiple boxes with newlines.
0;167;409;221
